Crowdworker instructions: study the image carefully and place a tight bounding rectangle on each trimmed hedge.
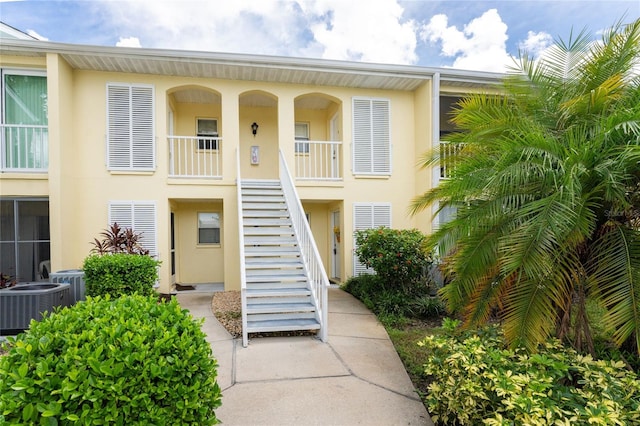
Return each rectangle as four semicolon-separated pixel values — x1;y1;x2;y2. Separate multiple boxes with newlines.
420;319;640;425
0;295;221;425
83;253;159;297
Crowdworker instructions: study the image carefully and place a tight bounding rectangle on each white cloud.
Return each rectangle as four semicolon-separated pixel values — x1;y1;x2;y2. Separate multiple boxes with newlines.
420;9;512;72
299;0;417;64
116;36;141;48
94;0;418;64
519;31;553;58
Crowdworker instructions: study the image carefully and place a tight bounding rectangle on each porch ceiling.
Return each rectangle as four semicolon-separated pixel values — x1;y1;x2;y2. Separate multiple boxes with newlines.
1;39;503;92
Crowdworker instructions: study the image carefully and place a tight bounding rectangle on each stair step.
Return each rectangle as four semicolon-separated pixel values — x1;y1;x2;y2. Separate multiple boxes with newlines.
246;280;309;290
246;275;307;284
243;209;290;217
242;195;285;205
244;236;297;245
243;227;294;236
245;247;300;256
243;218;291;226
245;259;304;268
246;287;311;297
242;179;281;187
246;317;320;333
247;268;305;276
246;302;315;314
243;203;287;210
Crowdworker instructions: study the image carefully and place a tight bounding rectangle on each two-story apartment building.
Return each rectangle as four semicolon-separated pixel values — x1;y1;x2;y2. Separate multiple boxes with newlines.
0;22;501;342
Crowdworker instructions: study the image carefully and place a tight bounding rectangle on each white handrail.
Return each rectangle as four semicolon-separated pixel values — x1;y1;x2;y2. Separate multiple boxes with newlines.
279;150;330;342
236;149;249;347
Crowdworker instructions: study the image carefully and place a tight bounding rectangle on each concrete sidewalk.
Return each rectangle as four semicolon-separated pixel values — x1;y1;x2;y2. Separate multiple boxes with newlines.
176;287;433;425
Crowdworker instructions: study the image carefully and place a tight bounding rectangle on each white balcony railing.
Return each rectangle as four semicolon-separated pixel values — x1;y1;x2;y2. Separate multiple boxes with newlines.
168;136;222;178
1;124;48;172
294;140;342;180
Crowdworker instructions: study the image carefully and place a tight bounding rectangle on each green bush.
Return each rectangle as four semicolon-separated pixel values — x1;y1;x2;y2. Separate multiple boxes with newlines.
419;319;640;425
0;295;221;425
342;275;444;327
83;253;159;297
354;227;432;291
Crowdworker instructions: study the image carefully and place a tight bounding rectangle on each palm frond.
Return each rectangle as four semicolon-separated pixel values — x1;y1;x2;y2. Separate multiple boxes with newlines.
588;225;640;353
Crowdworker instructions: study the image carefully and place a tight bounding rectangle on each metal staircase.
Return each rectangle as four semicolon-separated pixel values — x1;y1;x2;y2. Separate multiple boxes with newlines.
239;179;322;345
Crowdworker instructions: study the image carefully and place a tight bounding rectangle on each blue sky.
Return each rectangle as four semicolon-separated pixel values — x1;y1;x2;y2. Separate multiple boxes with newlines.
1;0;638;72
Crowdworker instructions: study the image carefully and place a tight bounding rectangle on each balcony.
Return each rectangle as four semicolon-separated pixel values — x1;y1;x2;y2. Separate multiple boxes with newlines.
1;124;48;172
294;140;342;181
168;135;222;178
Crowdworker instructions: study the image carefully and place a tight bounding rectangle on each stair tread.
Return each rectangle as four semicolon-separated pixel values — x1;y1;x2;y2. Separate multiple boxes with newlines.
246;290;312;298
246;302;315;313
246;318;320;332
244;219;292;226
245;260;304;267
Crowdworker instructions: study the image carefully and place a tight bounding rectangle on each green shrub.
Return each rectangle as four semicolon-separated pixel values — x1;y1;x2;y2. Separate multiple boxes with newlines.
419;320;640;425
0;295;221;425
83;253;159;297
342;275;444;326
408;295;446;319
354;227;432;291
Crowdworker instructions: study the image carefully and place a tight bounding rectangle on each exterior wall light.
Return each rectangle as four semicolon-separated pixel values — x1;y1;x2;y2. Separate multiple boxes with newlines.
251;122;259;136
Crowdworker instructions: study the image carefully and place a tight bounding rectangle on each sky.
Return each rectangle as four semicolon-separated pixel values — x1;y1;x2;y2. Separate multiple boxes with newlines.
0;0;638;72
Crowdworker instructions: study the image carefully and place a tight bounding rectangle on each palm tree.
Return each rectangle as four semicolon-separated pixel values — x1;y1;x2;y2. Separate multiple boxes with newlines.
411;18;640;354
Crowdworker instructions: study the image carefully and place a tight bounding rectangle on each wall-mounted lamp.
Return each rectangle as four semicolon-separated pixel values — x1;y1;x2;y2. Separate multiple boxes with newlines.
251;122;259;136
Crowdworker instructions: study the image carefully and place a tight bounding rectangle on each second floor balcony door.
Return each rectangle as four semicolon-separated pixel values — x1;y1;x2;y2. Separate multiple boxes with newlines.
1;71;48;171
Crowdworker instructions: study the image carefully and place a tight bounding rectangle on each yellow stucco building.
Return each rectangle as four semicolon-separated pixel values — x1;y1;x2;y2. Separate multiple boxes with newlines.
0;23;501;342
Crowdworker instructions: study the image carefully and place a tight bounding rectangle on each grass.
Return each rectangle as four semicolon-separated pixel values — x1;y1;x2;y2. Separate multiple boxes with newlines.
385;318;442;400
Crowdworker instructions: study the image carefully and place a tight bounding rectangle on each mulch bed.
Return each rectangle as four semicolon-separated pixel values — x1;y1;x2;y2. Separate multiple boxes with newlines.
211;290;317;339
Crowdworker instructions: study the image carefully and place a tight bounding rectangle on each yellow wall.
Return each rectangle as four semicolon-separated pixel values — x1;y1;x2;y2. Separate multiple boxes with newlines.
173;201;225;284
1;50;493;289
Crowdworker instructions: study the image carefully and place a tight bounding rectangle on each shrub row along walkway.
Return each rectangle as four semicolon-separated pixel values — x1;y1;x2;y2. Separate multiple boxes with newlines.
176;287;433;425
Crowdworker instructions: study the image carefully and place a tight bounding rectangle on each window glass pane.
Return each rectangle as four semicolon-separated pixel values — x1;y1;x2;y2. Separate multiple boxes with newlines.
0;241;16;278
4;74;48;125
198;212;220;244
3;74;48;169
295;123;309;140
197;119;218;135
17;241;50;282
0;199;50;283
17;200;49;241
0;200;15;241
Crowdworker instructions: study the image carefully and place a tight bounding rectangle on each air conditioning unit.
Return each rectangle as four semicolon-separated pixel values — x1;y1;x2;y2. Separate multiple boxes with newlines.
0;283;71;335
50;270;85;303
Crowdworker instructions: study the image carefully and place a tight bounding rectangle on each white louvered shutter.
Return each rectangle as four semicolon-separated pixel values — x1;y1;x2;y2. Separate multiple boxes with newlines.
371;100;390;174
353;203;392;276
352;98;391;175
109;201;157;257
107;83;155;170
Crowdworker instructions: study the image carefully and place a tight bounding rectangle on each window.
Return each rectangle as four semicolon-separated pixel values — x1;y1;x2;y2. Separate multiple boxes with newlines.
197;118;218;150
0;198;50;282
106;83;155;171
353;203;391;276
352;98;391;175
1;70;48;171
108;201;157;256
295;122;309;153
198;212;220;244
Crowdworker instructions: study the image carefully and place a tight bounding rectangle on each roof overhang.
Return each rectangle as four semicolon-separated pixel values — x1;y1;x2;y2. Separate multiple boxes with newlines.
0;38;503;91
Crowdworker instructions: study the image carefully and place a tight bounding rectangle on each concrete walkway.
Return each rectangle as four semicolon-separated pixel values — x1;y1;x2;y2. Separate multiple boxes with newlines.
176;287;433;426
